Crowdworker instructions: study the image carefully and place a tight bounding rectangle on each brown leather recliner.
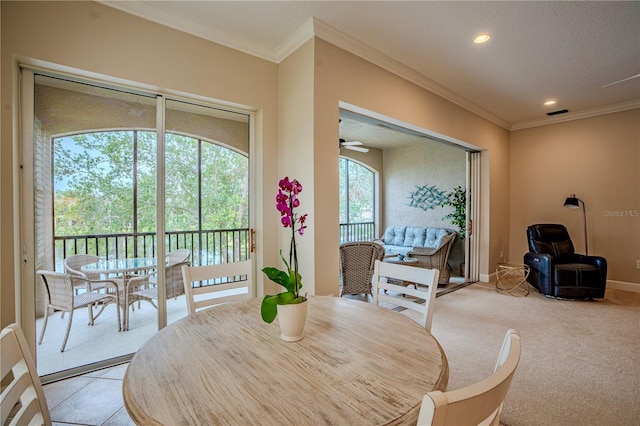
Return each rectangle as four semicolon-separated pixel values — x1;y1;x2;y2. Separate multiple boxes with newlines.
524;224;607;299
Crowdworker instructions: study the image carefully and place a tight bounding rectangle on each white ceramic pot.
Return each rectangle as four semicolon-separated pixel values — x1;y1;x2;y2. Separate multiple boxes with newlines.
277;299;308;342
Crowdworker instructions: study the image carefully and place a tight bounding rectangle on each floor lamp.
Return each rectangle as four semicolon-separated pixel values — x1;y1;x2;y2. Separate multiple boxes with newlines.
564;194;588;255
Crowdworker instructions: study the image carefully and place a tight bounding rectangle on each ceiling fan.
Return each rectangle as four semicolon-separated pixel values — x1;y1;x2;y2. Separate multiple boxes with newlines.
602;73;640;88
339;138;369;153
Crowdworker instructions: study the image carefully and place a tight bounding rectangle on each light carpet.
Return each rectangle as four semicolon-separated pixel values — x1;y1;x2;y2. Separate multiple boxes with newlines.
430;282;640;426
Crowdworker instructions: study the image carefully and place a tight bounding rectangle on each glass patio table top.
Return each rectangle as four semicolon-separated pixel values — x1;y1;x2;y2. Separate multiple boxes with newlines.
81;257;157;275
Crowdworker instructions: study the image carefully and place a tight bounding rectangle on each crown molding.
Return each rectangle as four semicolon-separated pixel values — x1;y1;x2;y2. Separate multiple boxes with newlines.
99;4;637;132
307;18;511;130
276;18;316;63
99;1;278;62
510;99;640;131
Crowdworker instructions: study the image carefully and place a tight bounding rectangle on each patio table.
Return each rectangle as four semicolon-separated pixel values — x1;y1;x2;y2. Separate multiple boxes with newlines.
81;258;157;330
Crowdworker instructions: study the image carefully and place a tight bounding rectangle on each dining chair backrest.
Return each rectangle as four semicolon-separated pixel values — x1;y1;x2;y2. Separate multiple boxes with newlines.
339;241;385;296
182;261;252;314
1;323;53;426
417;329;522;426
371;259;439;331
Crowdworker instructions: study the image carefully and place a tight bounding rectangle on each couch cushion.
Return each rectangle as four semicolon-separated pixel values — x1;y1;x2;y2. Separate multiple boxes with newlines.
425;228;449;248
383;226;407;246
403;227;427;247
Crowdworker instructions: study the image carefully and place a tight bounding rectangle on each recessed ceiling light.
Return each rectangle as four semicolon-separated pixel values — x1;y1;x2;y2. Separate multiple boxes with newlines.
473;34;491;44
544;100;557;106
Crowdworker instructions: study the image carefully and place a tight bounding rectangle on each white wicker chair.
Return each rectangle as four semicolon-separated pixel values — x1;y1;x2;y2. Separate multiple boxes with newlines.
37;270;120;351
125;250;191;330
64;254;121;325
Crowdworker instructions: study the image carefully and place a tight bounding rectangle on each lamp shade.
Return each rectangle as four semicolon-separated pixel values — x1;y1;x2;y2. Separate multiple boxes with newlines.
564;195;580;209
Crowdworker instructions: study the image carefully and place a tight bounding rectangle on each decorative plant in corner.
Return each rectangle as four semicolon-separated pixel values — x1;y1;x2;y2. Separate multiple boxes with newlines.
261;176;308;325
441;185;467;239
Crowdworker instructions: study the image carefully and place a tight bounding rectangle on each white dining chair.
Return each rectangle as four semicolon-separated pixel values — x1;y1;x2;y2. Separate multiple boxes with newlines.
417;329;522;426
182;260;252;314
371;259;439;331
1;323;52;426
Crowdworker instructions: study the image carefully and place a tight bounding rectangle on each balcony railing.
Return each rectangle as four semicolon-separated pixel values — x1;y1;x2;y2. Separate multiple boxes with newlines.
55;222;375;270
339;222;375;244
54;228;250;271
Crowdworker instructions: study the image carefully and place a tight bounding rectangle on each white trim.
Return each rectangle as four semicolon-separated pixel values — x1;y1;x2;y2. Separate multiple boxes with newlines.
98;4;636;131
338;102;481;152
483;274;640;293
99;1;276;62
511;100;640;131
314;19;510;130
18;68;36;352
276;17;315;62
607;280;640;293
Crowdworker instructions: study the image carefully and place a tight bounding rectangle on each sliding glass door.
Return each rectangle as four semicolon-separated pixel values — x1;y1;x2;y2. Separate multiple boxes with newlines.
22;69;252;380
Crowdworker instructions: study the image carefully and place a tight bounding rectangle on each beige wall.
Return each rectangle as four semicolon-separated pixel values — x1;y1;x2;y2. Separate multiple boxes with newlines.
313;39;510;291
1;1;280;327
4;1;636;333
510;109;640;285
383;142;466;230
275;39;316;295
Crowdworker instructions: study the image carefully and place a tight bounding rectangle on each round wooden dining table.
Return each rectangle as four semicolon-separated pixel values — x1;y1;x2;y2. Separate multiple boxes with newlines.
123;296;449;425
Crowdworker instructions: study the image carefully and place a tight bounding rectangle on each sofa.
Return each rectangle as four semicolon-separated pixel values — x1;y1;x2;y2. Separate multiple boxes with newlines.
377;226;452;257
376;226;456;285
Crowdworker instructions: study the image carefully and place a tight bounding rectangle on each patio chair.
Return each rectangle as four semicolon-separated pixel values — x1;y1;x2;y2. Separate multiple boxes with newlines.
1;323;52;426
371;259;439;331
339;241;385;297
182;260;252;314
125;250;191;329
64;254;119;325
36;270;120;352
408;232;456;285
417;329;521;426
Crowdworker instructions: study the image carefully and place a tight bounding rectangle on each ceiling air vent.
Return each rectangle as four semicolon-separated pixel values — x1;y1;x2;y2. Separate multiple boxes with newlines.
547;109;569;116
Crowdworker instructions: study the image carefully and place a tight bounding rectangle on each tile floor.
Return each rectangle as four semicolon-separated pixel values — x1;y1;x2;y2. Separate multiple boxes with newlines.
43;363;134;426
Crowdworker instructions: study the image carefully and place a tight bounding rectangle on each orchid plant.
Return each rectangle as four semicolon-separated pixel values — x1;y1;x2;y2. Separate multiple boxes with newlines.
261;177;308;323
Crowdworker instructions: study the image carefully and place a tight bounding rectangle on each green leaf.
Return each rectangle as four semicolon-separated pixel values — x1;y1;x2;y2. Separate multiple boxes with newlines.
260;295;279;323
261;267;290;288
260;292;305;323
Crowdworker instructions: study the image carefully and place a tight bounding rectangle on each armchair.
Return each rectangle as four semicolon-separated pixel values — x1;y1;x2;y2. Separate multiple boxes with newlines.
524;224;607;299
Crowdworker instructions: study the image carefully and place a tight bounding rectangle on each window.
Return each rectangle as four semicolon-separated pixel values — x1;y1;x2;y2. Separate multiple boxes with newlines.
53;131;249;268
339;157;375;242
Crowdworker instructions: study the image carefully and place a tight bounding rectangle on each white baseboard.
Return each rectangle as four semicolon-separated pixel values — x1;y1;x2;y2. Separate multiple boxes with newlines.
607;280;640;293
481;275;639;293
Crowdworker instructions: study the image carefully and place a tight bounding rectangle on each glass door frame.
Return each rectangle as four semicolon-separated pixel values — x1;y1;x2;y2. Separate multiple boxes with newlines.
18;65;256;380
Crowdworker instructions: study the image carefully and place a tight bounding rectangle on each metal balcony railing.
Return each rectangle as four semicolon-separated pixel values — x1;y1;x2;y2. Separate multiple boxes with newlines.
339;222;375;244
55;223;374;270
54;228;250;271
